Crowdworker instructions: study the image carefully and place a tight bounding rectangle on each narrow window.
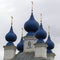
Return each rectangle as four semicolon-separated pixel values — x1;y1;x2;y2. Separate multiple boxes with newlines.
28;41;31;48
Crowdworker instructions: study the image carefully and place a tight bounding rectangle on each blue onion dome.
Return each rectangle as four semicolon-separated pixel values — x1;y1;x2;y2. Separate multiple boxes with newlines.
17;37;24;52
35;14;47;43
17;28;24;52
46;35;54;49
24;13;39;32
35;22;47;39
46;26;54;53
24;2;39;36
5;16;17;44
5;26;17;42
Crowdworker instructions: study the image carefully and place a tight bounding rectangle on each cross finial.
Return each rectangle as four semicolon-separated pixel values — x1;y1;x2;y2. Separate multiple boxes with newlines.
31;1;33;13
11;16;13;26
40;13;42;23
48;26;50;35
21;28;23;37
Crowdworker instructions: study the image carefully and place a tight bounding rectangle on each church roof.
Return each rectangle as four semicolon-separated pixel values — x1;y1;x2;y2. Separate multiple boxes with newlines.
11;52;46;60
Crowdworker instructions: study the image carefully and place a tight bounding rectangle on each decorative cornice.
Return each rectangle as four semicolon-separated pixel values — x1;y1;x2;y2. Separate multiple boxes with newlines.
24;36;37;40
34;43;48;47
3;45;16;50
47;53;56;57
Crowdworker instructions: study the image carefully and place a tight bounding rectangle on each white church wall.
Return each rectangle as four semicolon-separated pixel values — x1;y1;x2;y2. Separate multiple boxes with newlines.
24;36;37;52
4;46;16;60
35;46;47;58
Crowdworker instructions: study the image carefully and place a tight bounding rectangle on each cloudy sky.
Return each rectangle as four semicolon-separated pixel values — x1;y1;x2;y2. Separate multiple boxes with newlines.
0;0;60;60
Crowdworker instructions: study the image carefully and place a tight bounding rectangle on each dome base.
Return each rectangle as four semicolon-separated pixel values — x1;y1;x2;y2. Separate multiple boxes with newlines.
6;42;14;46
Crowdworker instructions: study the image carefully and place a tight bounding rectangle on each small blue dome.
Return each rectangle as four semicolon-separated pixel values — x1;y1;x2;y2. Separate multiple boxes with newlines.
5;26;17;42
6;42;14;46
17;37;24;52
24;13;39;33
35;23;47;39
47;49;52;53
46;35;54;50
37;39;44;43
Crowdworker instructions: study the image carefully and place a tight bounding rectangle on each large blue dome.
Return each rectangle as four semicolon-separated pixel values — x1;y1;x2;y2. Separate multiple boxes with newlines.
24;13;39;33
5;26;17;42
35;23;47;39
17;37;24;52
46;35;54;50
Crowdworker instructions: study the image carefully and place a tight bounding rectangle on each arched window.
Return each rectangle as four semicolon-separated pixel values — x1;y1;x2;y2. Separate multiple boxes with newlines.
28;41;31;48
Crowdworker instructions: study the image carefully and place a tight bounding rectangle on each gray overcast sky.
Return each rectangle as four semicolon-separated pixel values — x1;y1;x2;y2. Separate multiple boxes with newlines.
0;0;60;60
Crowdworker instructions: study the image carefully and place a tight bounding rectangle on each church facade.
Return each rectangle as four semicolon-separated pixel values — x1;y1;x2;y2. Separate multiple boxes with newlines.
3;2;55;60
